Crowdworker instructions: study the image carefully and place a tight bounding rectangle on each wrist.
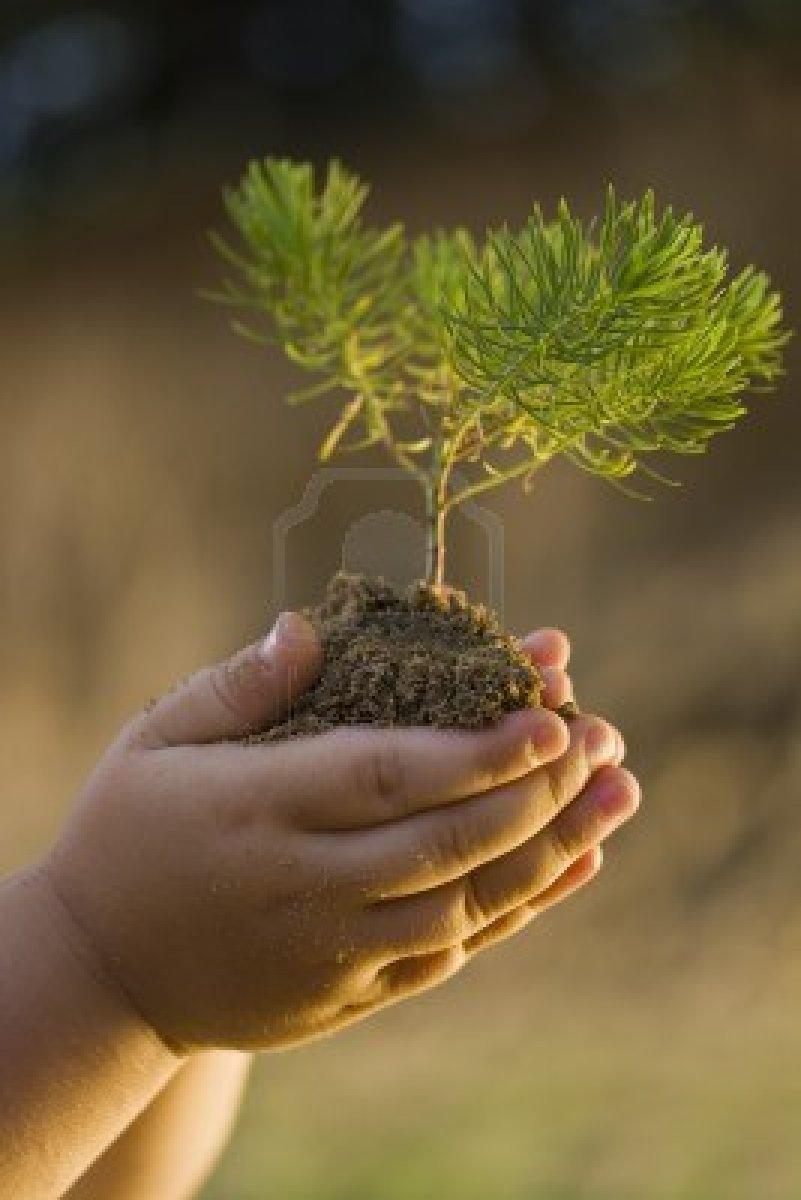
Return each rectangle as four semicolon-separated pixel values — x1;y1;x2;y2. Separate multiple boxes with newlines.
0;864;181;1197
27;856;183;1066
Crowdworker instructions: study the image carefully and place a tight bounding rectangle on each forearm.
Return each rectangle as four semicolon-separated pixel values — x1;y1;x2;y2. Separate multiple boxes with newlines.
0;865;179;1199
66;1051;252;1200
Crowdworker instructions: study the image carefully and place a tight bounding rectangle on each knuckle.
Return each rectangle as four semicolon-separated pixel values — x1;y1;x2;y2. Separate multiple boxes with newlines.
209;663;248;723
428;815;474;876
482;735;530;790
354;739;407;817
550;810;584;864
425;883;473;945
460;872;487;933
400;875;490;952
539;760;566;818
542;733;591;815
466;908;528;956
210;645;266;729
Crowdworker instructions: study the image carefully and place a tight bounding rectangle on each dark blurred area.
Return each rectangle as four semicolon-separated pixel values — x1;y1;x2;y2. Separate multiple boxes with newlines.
2;4;800;1198
1;1;800;223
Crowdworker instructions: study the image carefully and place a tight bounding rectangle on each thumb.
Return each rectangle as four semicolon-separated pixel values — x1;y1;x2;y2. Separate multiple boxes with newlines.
137;611;322;748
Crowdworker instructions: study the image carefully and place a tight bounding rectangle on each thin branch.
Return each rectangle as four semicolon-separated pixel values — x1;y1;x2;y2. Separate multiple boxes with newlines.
444;458;543;513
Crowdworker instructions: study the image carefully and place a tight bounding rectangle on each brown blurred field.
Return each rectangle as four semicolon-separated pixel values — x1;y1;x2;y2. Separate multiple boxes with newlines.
2;38;800;1200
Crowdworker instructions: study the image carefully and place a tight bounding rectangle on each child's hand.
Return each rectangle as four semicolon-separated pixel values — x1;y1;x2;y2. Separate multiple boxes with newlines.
42;613;638;1055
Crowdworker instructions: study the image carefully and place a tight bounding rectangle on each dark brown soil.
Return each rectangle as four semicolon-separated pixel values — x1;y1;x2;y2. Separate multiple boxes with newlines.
258;572;550;741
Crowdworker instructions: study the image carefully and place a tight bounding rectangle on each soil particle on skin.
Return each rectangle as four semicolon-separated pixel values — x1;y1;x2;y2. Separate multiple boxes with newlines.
257;572;548;742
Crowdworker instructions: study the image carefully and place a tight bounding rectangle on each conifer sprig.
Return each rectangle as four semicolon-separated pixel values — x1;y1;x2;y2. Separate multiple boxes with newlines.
448;189;787;486
211;157;788;585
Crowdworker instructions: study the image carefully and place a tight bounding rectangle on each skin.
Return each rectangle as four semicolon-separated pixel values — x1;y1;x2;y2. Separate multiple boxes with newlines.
0;616;639;1199
65;1052;251;1200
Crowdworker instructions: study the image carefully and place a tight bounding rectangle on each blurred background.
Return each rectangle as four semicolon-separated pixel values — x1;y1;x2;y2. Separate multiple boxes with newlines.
1;2;800;1197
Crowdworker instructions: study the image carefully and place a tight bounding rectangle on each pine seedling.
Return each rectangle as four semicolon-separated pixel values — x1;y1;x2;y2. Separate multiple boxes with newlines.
210;157;788;588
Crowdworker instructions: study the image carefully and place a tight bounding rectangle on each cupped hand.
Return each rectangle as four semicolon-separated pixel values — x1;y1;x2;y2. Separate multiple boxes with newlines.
43;614;638;1056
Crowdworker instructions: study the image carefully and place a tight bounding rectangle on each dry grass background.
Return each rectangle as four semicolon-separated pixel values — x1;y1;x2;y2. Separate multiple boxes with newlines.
1;44;800;1199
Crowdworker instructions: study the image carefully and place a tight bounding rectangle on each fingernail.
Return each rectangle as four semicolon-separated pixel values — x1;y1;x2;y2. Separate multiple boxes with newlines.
522;628;568;666
260;609;309;657
585;721;619;766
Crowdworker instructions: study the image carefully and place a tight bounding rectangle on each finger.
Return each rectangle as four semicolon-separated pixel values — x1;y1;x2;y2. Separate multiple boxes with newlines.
528;843;603;916
363;765;639;955
338;714;620;899
132;611;322;748
273;706;570;830
462;846;602;956
372;946;466;1006
461;766;637;931
363;849;602;1009
302;946;468;1040
540;666;574;710
521;628;571;670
